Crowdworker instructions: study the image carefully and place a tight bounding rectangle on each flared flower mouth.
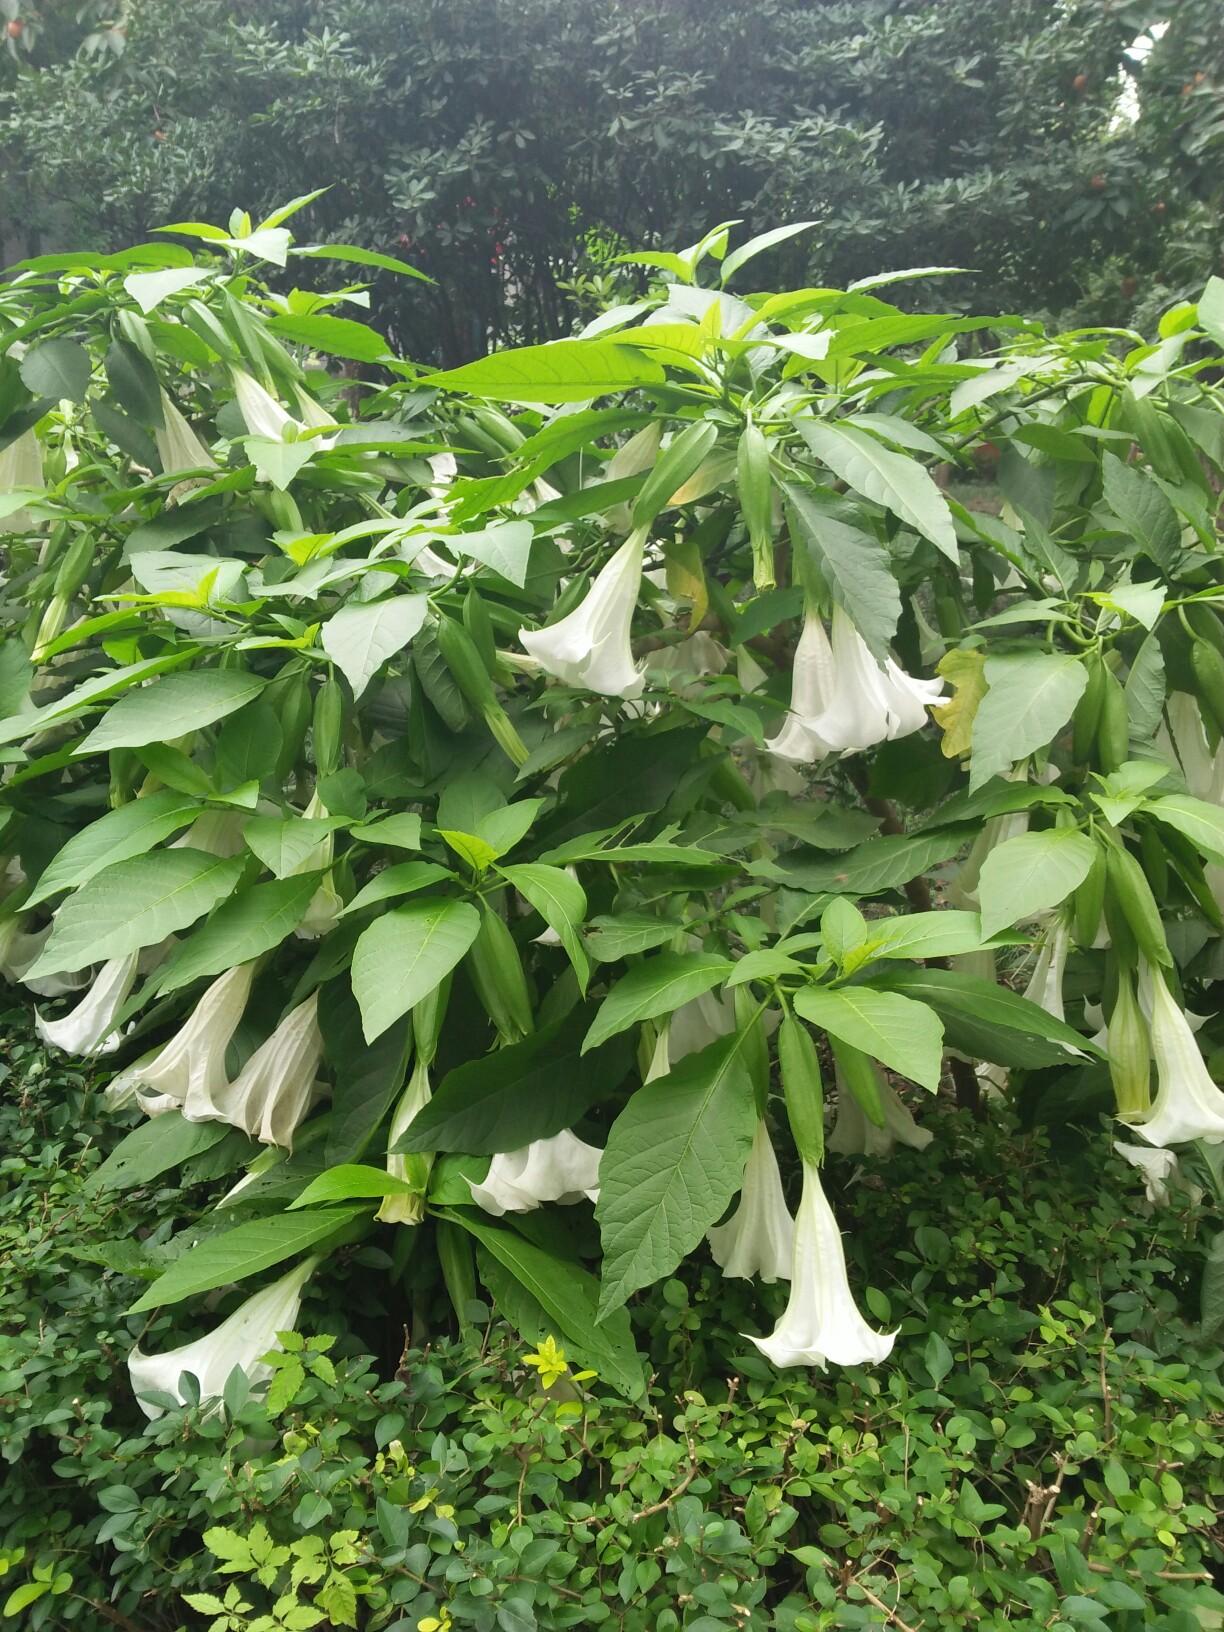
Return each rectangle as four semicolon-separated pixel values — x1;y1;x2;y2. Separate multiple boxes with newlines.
748;1160;895;1369
1135;962;1224;1147
35;952;140;1057
186;990;324;1150
469;1129;603;1215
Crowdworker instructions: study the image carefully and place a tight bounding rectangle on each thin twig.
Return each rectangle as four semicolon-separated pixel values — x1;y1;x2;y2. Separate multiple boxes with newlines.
852;1580;919;1632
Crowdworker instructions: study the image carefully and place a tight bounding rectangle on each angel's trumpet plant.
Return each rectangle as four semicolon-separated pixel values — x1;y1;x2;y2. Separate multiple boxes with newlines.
469;1129;602;1215
707;1119;794;1283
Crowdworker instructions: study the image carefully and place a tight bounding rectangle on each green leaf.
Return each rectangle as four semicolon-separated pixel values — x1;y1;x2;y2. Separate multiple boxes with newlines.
104;338;165;426
267;313;393;363
1125;632;1166;744
244;815;343;878
26;791;199;906
769;823;976;896
1102;455;1180;572
321;982;414;1166
499;862;588;987
582;952;732;1054
785;485;901;660
154;874;320;994
289;1164;416;1209
970;653;1088;789
246;435;316;490
873;967;1096;1066
339;861;452;918
454;521;535;587
321;595;430;698
123;267;211;313
352;898;481;1042
447;1212;643;1398
85;1113;229;1194
401;1005;632;1154
977;828;1096;938
293;241;431;282
720;221;818;283
0;654;195;748
793;985;944;1090
596;1033;756;1313
19;337;91;404
796;418;958;560
348;812;423;850
1147;795;1224;865
853;910;997;964
127;1208;368;1312
28;850;244;977
426;339;667;405
77;670;266;754
582;914;682;962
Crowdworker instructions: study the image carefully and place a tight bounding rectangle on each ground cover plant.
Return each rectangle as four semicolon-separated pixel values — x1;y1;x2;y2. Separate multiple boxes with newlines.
3;206;1224;1624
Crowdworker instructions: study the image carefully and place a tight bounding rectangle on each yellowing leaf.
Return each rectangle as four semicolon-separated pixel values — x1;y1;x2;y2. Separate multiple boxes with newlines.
663;535;708;629
933;647;988;760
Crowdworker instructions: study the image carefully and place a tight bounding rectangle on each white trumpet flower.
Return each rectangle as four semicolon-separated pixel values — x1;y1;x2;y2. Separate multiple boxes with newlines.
377;1056;432;1226
35;953;139;1057
669;984;737;1063
128;1258;316;1420
1022;914;1071;1023
0;428;43;533
1165;692;1224;804
231;369;335;443
1135;963;1224;1146
1114;1142;1178;1205
155;391;219;475
749;1161;895;1369
827;1066;934;1158
708;1120;794;1282
519;530;646;699
469;1129;602;1215
188;992;323;1150
768;605;943;763
112;962;256;1115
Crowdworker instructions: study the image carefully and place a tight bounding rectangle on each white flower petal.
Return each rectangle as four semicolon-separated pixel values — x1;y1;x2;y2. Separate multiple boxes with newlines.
190;992;324;1150
520;533;646;698
469;1129;602;1215
708;1120;794;1282
1135;964;1224;1146
35;953;140;1056
133;962;257;1113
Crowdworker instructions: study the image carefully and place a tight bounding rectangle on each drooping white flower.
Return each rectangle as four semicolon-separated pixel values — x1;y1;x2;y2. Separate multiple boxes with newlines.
827;1066;934;1158
0;428;43;532
749;1160;895;1369
767;605;943;764
155;391;218;475
377;1056;432;1227
469;1129;602;1216
187;991;323;1150
1114;1141;1179;1205
669;983;737;1063
112;962;256;1115
1165;692;1224;805
1022;914;1071;1023
1135;962;1224;1146
519;530;647;699
708;1120;794;1282
128;1258;316;1420
1;917;88;997
35;953;139;1056
231;369;335;443
646;631;730;698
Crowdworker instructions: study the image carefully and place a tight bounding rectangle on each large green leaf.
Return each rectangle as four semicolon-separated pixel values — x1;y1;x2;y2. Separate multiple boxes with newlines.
244;815;344;878
596;1034;756;1314
768;823;976;896
852;910;997;965
498;861;588;988
401;1005;632;1154
794;984;944;1090
26;791;199;907
1102;456;1180;573
0;654;195;748
426;339;667;404
873;967;1097;1067
448;1212;644;1398
785;484;901;660
352;897;481;1042
288;1165;416;1208
339;861;452;918
970;652;1088;790
28;850;245;977
582;952;732;1053
85;1113;229;1195
154;874;320;994
127;1207;369;1312
1147;795;1224;865
77;670;266;754
977;828;1096;938
796;417;958;560
455;521;535;587
320;594;430;698
321;982;414;1166
19;337;91;404
268;313;394;363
